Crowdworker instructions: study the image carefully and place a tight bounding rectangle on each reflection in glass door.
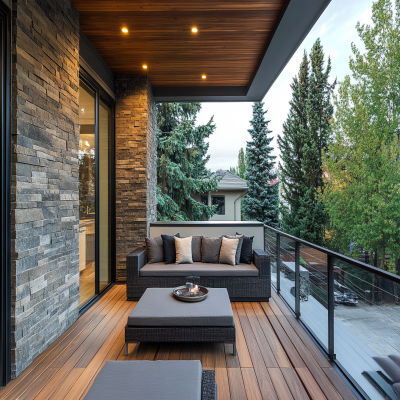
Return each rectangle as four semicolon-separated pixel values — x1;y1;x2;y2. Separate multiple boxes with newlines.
78;81;96;307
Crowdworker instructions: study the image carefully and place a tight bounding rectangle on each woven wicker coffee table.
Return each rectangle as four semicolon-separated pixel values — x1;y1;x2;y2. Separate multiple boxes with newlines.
125;287;236;355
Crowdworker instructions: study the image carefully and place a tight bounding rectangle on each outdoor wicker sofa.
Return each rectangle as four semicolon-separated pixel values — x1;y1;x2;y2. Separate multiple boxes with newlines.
126;247;271;301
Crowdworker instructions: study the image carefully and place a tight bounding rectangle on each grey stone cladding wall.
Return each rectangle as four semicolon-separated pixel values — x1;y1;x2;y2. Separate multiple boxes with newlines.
10;0;80;377
115;75;157;282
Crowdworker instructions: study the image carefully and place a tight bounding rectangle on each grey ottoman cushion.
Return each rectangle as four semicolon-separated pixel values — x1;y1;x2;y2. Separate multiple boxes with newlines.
201;236;222;263
84;360;202;400
139;262;259;277
128;288;234;327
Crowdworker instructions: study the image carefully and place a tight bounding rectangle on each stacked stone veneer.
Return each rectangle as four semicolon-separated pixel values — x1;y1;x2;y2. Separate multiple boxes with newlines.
115;75;157;282
10;0;80;377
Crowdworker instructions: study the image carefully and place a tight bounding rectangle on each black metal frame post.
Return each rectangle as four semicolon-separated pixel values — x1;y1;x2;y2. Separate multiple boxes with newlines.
295;241;300;318
327;254;335;361
276;233;281;294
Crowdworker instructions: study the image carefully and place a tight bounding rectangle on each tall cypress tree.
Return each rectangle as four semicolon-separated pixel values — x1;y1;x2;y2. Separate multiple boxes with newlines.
244;102;279;227
229;147;246;179
157;103;218;221
278;39;334;245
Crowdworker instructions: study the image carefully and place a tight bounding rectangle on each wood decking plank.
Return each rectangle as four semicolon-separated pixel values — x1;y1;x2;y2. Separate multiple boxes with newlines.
224;343;240;368
232;303;253;368
280;367;310;400
227;368;247;400
253;367;279;400
241;368;263;400
154;343;171;360
214;343;227;368
215;368;231;400
323;367;359;400
268;367;295;400
18;368;60;400
202;343;215;369
295;368;328;400
251;303;291;368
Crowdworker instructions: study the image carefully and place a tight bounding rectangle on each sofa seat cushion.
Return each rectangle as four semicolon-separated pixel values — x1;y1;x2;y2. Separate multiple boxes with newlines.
127;288;234;327
84;360;202;400
139;261;259;277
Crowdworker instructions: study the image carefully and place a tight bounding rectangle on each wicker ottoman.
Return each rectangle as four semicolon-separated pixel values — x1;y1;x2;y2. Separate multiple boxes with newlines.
125;288;236;355
84;360;217;400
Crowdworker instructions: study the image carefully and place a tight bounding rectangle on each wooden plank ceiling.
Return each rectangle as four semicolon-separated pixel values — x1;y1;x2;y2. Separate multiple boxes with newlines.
71;0;286;87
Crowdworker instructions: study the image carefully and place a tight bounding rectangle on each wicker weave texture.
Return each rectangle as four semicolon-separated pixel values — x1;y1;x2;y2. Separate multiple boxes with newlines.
202;370;217;400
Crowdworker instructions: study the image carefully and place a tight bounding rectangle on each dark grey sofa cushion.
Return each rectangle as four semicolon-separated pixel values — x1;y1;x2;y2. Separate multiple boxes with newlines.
389;354;400;369
191;236;202;262
373;356;400;383
224;234;243;265
139;262;259;277
201;236;222;263
127;288;234;327
161;233;180;264
237;232;253;264
84;360;202;400
145;236;163;263
393;383;400;399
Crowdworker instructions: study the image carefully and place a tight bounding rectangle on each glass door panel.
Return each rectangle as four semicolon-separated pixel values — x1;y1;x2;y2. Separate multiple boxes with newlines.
78;80;96;307
99;100;111;290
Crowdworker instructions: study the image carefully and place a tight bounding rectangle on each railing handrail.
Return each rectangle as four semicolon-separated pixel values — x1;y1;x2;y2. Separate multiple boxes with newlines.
264;224;400;284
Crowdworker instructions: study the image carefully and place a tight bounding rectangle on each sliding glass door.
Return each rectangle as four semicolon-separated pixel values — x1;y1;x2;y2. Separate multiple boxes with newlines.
0;2;11;387
78;75;114;308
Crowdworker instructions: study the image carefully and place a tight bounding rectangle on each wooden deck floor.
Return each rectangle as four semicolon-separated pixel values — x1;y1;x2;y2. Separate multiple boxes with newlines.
0;285;359;400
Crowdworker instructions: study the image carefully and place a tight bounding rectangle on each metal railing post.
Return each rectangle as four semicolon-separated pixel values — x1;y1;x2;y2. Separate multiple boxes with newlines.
327;254;336;361
276;233;281;293
295;241;300;318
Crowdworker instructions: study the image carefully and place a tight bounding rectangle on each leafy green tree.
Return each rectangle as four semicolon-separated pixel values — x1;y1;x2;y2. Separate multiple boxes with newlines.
157;103;218;221
278;39;334;245
322;0;400;273
244;102;279;227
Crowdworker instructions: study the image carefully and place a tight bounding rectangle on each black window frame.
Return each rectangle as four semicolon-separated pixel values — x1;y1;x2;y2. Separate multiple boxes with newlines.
78;69;116;313
0;0;11;387
211;195;225;215
200;195;208;206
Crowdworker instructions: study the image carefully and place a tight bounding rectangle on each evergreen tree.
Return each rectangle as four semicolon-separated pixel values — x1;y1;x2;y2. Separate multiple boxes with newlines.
157;103;218;221
229;148;246;179
244;102;279;227
278;39;334;245
322;0;400;273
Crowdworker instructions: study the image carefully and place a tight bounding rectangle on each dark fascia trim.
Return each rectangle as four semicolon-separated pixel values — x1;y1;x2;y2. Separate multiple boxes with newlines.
152;0;331;102
151;221;264;227
79;30;115;100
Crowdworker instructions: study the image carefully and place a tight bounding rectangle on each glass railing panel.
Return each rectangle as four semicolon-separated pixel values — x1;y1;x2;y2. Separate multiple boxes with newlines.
264;227;277;290
298;244;329;349
278;234;296;310
333;258;400;400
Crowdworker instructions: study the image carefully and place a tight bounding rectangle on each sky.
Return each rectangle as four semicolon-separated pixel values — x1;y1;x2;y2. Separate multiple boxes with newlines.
196;0;376;172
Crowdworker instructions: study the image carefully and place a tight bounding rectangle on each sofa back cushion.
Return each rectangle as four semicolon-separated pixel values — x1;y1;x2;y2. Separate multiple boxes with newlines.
237;232;254;264
223;234;243;265
145;236;163;264
191;236;202;262
175;236;193;264
220;237;239;266
161;233;180;264
201;236;222;263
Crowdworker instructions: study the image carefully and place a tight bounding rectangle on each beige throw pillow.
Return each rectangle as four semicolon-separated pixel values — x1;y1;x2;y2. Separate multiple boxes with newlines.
175;236;193;264
219;237;239;266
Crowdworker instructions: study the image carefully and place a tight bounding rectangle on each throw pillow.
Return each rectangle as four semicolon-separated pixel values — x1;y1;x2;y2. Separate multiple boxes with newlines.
145;236;163;263
191;235;202;262
161;233;180;264
236;232;254;264
223;234;244;265
219;237;239;266
175;236;193;264
201;236;222;263
389;354;400;369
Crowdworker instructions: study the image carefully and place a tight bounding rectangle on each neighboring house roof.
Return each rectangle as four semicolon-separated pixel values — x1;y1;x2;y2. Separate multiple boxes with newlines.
213;170;248;191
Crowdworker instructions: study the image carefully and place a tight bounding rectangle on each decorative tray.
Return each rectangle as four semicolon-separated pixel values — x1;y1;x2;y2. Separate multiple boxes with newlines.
172;286;209;302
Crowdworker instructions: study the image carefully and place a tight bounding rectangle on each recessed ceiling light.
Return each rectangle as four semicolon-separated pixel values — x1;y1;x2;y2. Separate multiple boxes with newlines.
122;28;128;33
192;27;198;33
202;75;206;79
143;65;148;69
